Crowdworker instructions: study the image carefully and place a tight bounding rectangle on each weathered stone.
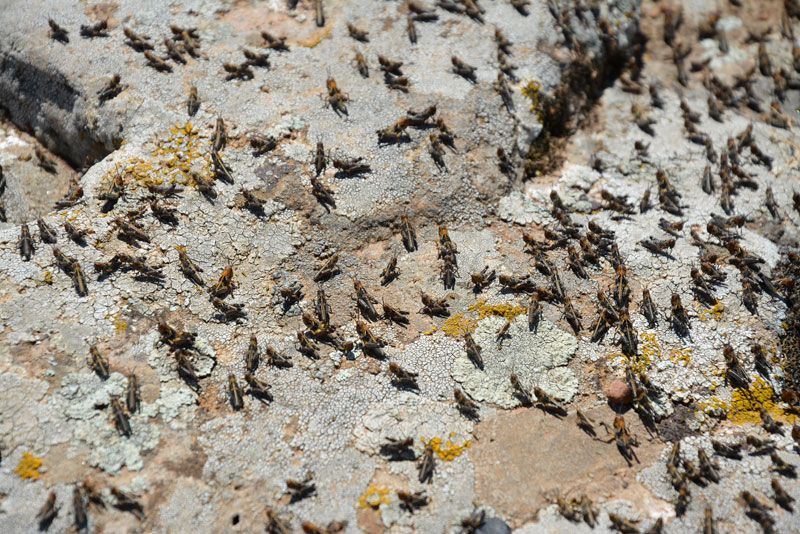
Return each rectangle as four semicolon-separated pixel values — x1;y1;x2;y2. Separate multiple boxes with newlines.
2;0;800;533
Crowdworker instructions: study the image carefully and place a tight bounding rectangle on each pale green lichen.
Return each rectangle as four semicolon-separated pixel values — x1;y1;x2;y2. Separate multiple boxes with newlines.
450;315;578;407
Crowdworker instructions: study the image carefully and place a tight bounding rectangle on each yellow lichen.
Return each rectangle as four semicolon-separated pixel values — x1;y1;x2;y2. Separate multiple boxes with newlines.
15;452;43;480
629;332;659;372
108;157;158;189
701;377;799;425
151;121;207;183
668;347;692;367
613;333;691;373
697;300;725;322
101;122;209;196
113;314;128;333
521;80;543;119
728;378;798;425
42;271;53;285
65;209;83;222
440;313;477;338
423;326;438;336
698;395;728;415
639;332;660;361
467;300;526;321
608;350;626;367
421;434;471;461
614;332;658;373
358;485;391;509
439;300;526;338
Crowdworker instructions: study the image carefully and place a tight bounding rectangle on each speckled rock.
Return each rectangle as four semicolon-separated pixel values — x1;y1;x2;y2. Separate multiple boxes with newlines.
2;0;800;533
451;315;579;408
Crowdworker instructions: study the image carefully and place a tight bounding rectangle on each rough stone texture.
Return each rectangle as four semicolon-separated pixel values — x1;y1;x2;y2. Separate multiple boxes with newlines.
2;0;800;533
0;122;77;223
0;1;643;531
451;315;578;408
0;0;640;239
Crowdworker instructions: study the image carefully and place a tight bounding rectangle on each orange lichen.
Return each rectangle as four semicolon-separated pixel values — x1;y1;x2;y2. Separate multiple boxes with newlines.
421;434;471;461
358;485;391;509
15;452;43;480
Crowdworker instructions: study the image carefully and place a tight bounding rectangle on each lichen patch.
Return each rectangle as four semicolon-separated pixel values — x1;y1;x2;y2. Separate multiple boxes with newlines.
451;315;578;408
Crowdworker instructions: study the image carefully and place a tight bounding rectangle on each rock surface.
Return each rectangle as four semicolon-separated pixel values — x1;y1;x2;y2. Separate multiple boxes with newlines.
1;0;800;533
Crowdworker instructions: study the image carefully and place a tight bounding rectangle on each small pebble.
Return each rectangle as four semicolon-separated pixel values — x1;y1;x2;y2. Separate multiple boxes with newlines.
604;379;633;405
